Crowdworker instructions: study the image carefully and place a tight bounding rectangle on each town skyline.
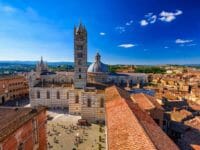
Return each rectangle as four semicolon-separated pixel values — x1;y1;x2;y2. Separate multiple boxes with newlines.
0;0;200;64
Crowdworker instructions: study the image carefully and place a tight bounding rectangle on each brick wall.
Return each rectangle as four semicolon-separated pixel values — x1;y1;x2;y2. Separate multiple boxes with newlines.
1;109;47;150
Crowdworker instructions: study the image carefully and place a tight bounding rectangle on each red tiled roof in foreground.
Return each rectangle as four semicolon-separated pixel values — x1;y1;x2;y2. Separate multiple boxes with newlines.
105;86;179;150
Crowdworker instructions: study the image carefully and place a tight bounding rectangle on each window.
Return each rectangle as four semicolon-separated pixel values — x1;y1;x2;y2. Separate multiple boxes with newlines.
79;68;81;72
87;98;91;107
37;91;40;99
18;143;24;150
32;119;38;144
100;98;104;108
78;59;82;65
77;45;83;50
57;91;60;99
47;91;50;99
77;52;83;58
79;75;81;79
75;95;79;103
66;92;69;99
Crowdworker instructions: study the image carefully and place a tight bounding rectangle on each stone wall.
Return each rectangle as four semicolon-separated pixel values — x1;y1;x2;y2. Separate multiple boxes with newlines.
0;109;47;150
81;92;105;122
30;87;70;108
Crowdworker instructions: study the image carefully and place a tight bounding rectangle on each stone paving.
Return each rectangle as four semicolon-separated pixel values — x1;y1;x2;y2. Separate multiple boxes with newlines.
47;109;106;150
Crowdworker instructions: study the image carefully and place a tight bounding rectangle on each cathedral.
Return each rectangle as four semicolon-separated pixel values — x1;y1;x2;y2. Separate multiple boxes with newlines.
29;23;148;122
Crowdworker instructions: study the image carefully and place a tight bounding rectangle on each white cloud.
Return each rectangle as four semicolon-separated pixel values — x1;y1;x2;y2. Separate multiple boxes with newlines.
140;20;148;26
159;10;183;22
1;5;17;13
126;20;133;26
187;43;196;47
145;13;157;24
99;32;106;36
145;13;153;18
164;46;169;49
115;26;126;33
140;13;157;26
175;10;183;16
175;39;193;44
118;44;135;48
149;15;157;24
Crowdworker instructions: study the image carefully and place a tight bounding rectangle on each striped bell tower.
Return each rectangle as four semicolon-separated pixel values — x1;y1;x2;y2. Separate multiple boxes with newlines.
74;23;87;89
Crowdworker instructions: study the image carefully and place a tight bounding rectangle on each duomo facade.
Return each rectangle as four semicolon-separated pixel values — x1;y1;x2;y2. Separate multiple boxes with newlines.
29;23;148;122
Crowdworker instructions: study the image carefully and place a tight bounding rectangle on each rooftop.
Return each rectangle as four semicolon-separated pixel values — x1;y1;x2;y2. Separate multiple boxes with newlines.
0;75;25;80
105;86;179;150
86;82;107;90
131;93;163;111
87;53;109;73
179;117;200;150
170;109;192;122
0;107;46;142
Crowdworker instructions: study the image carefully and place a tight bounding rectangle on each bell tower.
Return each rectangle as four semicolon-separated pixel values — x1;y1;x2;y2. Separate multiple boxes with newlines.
74;23;87;89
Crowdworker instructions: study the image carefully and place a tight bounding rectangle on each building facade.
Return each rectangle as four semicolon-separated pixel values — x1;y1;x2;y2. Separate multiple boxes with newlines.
0;107;47;150
0;75;29;105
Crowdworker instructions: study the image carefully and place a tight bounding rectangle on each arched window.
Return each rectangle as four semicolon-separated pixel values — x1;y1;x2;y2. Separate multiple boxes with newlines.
87;98;91;107
79;75;81;79
75;95;79;103
79;68;81;72
57;91;60;99
100;98;104;108
37;91;40;99
47;91;50;99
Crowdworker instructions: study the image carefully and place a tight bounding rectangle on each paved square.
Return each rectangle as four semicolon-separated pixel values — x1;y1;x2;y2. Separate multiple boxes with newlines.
47;109;106;150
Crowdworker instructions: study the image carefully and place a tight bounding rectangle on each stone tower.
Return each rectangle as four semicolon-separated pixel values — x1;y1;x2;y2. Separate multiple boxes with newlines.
74;23;87;89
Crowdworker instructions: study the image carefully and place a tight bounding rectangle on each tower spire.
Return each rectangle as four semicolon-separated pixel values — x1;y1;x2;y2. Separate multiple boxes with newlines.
95;52;101;62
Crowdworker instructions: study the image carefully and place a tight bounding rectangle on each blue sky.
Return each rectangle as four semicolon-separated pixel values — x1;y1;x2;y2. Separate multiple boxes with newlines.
0;0;199;64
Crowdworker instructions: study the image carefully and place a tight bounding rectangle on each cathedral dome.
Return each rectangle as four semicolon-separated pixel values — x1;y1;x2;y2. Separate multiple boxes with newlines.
88;53;109;73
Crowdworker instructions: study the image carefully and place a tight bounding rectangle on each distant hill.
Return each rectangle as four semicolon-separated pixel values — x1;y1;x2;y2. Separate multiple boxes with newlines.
0;61;74;66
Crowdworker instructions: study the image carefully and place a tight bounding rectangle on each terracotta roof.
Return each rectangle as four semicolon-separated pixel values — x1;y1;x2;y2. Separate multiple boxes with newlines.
171;109;192;122
105;86;179;150
185;116;200;130
179;117;200;150
0;106;46;142
131;93;163;111
188;102;200;111
0;75;25;80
